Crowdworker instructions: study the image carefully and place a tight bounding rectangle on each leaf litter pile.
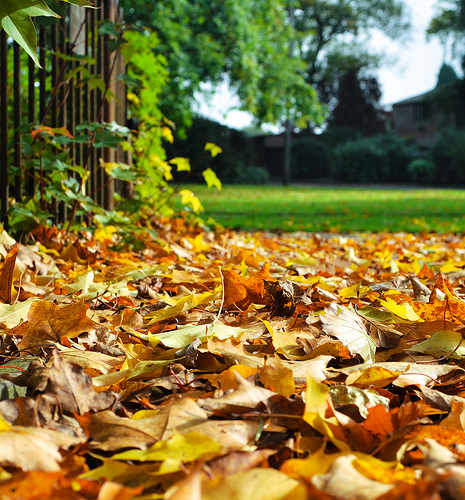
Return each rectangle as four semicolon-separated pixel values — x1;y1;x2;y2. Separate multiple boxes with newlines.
5;223;465;499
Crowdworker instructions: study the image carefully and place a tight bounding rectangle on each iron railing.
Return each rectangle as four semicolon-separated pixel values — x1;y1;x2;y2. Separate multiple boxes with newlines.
0;0;129;230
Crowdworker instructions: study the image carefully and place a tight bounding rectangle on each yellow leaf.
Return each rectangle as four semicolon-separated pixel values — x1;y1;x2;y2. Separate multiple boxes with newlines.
378;298;421;322
0;415;10;432
170;157;191;172
162;126;174;143
282;443;342;480
204;142;223;157
259;357;295;397
339;281;370;299
202;468;306;500
202;167;222;190
303;376;349;452
112;431;222;472
178;189;203;214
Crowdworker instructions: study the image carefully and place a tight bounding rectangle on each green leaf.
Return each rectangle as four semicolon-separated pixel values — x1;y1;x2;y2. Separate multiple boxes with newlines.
0;0;59;66
150;322;246;349
202;168;222;190
408;330;465;359
60;0;95;6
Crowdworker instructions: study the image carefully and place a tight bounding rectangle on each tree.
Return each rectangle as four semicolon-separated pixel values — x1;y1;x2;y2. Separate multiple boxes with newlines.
293;0;409;86
120;0;325;130
326;68;385;136
428;0;465;66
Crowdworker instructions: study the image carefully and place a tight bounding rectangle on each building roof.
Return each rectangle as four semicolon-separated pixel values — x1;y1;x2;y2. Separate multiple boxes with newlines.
392;88;438;107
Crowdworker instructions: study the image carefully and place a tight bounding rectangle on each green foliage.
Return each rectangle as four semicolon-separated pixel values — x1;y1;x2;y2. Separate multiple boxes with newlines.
0;0;93;66
329;133;422;183
120;0;325;129
8;122;134;237
294;0;409;85
331;138;390;183
427;0;465;60
291;137;330;179
325;68;386;136
319;126;362;149
407;159;438;184
371;134;421;182
431;127;465;184
164;117;252;184
228;166;270;185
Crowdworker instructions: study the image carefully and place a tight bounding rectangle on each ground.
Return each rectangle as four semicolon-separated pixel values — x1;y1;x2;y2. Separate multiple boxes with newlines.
1;223;465;498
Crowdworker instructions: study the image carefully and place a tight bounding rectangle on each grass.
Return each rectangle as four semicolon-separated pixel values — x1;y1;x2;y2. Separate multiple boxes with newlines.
182;184;465;233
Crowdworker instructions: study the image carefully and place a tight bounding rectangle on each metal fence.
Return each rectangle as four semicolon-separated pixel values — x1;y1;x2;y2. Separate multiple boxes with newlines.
0;0;128;230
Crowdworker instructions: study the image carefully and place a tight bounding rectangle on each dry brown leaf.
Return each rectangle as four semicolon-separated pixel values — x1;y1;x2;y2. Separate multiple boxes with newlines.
13;299;98;348
23;350;117;416
198;372;275;413
0;244;18;304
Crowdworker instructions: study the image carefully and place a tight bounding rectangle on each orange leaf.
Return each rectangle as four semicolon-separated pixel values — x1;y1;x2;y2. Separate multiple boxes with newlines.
222;262;273;309
0;244;18;304
12;300;98;347
362;404;395;439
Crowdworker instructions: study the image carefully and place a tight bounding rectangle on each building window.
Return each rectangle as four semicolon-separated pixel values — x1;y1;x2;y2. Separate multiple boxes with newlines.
412;102;432;121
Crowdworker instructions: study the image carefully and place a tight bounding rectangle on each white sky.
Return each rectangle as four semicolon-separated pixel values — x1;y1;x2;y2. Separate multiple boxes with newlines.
195;0;453;130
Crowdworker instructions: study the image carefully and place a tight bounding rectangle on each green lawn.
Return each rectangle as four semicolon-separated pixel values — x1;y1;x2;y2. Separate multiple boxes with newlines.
183;185;465;233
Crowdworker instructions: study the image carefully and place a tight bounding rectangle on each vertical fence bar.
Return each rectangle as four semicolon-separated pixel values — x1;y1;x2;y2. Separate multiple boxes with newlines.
102;0;115;211
27;56;36;196
96;1;104;207
0;31;8;229
13;43;22;202
50;24;58;128
39;25;46;122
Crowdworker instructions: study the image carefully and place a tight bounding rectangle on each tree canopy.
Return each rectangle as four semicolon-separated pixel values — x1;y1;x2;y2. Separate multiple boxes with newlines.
121;0;325;129
428;0;465;65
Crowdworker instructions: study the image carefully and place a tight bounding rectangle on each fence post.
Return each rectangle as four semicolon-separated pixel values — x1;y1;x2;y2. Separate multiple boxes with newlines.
0;31;8;230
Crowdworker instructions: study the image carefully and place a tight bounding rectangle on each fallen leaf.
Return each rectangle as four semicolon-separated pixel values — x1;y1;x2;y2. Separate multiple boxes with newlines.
0;244;18;304
12;300;98;348
202;468;306;500
321;303;376;363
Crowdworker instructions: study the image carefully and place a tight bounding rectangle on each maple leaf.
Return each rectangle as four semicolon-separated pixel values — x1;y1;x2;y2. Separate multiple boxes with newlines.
222;262;274;309
12;300;98;348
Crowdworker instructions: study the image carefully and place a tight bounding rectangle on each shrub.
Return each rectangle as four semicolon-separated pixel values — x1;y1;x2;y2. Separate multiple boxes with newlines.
430;128;465;185
165;117;252;182
291;137;330;179
319;126;362;148
371;134;421;182
225;165;270;185
332;138;390;183
407;159;437;184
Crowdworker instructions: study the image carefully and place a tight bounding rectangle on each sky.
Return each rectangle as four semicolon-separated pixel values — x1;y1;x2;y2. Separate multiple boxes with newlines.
195;0;453;130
